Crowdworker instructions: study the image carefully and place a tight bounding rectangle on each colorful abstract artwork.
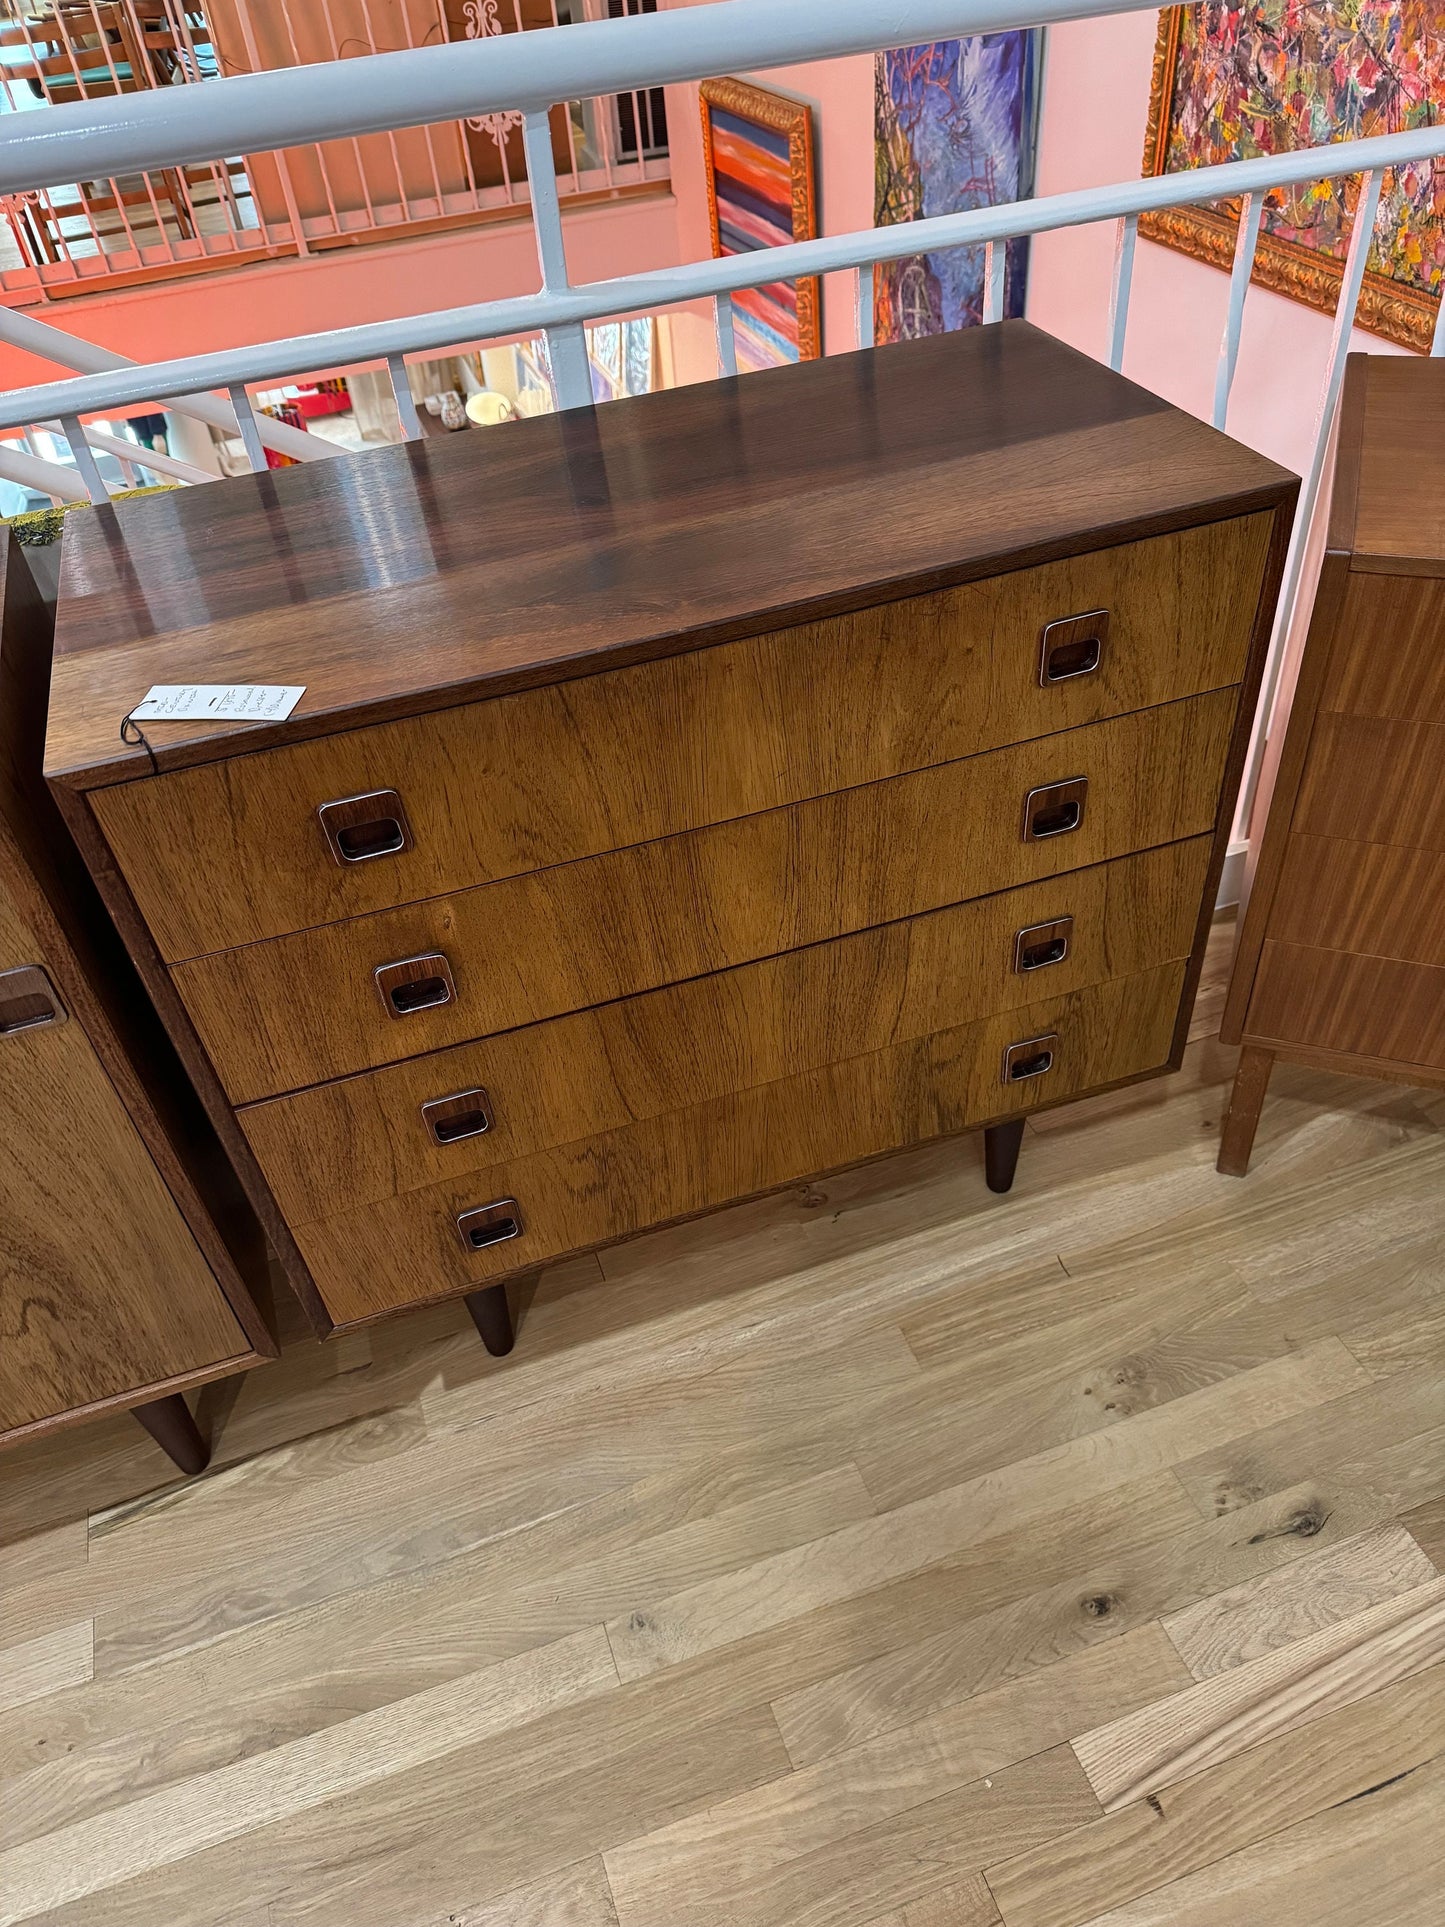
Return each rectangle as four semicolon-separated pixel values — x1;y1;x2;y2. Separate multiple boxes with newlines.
1144;5;1444;350
873;35;1040;344
699;78;820;368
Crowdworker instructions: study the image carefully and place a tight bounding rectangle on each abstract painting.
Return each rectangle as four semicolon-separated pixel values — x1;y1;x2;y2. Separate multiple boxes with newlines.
873;34;1040;344
1143;4;1444;350
699;78;820;368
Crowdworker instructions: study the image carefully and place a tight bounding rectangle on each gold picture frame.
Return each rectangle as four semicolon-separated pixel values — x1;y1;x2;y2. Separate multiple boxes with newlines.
1142;7;1438;352
699;76;821;364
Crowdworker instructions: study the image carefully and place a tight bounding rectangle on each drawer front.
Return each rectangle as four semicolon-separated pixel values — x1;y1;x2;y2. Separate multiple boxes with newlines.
242;836;1213;1225
0;948;250;1437
96;515;1270;962
1293;712;1445;853
1272;836;1445;968
179;689;1237;1102
295;960;1188;1326
1247;940;1445;1070
1321;570;1445;728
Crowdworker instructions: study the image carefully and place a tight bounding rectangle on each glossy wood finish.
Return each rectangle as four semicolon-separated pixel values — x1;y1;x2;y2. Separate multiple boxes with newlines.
1249;944;1445;1072
45;326;1296;1335
1222;355;1445;1172
178;693;1236;1104
294;960;1186;1327
0;532;274;1452
241;840;1212;1228
44;322;1293;791
91;514;1271;961
130;1393;210;1476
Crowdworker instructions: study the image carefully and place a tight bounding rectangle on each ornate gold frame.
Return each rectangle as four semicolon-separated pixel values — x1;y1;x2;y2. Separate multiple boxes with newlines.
699;76;821;361
1142;7;1437;351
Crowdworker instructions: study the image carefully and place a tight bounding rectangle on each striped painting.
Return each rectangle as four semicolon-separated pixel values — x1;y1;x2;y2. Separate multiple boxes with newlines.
700;78;820;368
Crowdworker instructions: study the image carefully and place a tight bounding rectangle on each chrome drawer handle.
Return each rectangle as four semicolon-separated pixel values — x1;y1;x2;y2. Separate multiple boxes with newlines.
1002;1033;1059;1083
1021;776;1088;842
318;789;412;865
1013;916;1073;974
457;1199;523;1252
375;952;456;1018
0;964;67;1035
1039;610;1108;685
422;1087;494;1146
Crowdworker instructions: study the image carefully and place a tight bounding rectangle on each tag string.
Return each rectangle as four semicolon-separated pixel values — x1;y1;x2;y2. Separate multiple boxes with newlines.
119;709;160;778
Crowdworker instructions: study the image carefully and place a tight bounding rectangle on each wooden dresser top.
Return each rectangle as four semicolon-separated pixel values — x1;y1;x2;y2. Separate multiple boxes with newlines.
46;320;1293;789
1330;354;1445;575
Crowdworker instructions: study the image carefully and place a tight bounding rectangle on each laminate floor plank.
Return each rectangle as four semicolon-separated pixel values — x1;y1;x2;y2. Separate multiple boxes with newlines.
1160;1521;1438;1678
1061;1747;1445;1927
0;1624;92;1716
1072;1576;1445;1811
603;1627;1186;1927
3;925;1442;1927
985;1660;1445;1927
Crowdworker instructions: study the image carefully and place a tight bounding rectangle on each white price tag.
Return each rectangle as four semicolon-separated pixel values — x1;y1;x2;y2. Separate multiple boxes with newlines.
128;684;306;724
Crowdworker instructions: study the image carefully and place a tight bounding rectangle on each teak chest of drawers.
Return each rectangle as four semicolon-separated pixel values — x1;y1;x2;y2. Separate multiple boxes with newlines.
1219;354;1445;1174
45;323;1296;1350
0;532;273;1470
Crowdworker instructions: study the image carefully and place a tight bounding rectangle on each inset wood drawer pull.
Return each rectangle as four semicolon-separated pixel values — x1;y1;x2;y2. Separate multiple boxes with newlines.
1013;916;1074;974
0;963;67;1035
1039;610;1108;685
1022;776;1088;842
456;1199;523;1252
375;952;456;1018
422;1087;494;1146
1003;1033;1059;1083
318;790;412;865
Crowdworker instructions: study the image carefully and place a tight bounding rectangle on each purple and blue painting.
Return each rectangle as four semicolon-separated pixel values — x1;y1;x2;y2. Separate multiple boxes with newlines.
875;34;1039;343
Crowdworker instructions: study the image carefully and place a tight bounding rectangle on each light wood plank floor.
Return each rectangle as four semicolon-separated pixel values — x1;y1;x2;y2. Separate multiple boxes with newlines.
2;918;1444;1927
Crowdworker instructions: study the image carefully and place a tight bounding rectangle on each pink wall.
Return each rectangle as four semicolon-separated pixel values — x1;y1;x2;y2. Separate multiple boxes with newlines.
0;193;683;393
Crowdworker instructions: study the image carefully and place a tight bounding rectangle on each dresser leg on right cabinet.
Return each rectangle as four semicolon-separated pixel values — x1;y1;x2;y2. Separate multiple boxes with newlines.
131;1392;210;1475
465;1281;517;1357
1218;1046;1275;1178
984;1118;1027;1194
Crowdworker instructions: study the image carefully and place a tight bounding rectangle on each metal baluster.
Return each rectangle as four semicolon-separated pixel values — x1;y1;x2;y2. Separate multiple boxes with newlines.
522;108;591;411
227;382;268;473
1233;167;1384;839
387;353;424;440
855;264;875;350
59;414;109;502
1213;190;1264;429
713;292;738;377
982;238;1007;325
1105;212;1138;372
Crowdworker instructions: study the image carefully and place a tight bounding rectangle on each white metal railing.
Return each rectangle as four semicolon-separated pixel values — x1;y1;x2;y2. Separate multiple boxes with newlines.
0;0;1441;854
0;0;667;299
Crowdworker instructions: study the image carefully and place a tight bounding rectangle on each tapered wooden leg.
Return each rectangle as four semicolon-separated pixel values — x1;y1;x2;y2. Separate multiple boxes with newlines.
131;1392;209;1475
1217;1045;1275;1177
465;1281;516;1357
984;1117;1027;1194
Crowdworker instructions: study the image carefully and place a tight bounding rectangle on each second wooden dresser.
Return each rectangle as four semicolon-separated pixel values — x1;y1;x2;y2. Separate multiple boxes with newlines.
45;324;1296;1350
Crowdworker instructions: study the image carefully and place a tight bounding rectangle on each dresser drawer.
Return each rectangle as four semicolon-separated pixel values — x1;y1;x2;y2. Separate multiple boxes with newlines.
1320;570;1445;728
241;836;1211;1225
1293;712;1445;852
1248;941;1445;1069
1271;836;1445;968
178;690;1236;1102
94;515;1270;963
292;959;1187;1326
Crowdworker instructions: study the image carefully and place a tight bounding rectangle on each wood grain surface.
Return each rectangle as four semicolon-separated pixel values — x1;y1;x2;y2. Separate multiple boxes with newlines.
90;515;1269;961
1248;942;1445;1070
1346;353;1445;572
44;323;1293;790
174;692;1236;1102
1319;569;1445;724
0;916;1440;1927
241;839;1211;1227
1271;836;1445;966
291;960;1186;1325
